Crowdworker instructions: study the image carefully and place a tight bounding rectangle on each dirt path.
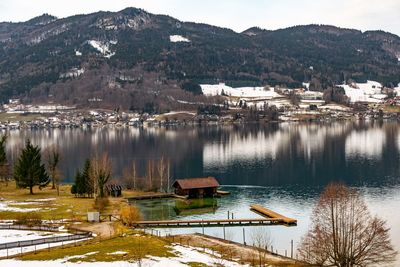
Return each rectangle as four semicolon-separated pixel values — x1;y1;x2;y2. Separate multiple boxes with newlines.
74;222;116;238
173;234;303;266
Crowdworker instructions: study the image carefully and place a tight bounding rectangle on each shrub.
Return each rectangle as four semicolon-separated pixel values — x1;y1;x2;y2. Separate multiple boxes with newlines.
93;197;110;212
71;184;77;195
120;206;143;226
14;212;43;226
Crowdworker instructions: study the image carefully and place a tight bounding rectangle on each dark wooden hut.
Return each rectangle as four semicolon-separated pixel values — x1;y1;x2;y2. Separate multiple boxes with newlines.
172;177;219;198
105;184;122;197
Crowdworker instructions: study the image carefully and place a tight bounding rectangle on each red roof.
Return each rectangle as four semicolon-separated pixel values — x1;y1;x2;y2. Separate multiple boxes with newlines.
173;177;220;190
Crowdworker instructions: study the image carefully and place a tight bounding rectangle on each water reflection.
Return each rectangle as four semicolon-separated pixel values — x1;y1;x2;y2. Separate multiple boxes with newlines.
345;127;386;159
3;122;400;187
3;122;400;260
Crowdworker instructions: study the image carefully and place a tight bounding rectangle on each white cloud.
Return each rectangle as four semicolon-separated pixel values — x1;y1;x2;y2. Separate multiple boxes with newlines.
0;0;399;36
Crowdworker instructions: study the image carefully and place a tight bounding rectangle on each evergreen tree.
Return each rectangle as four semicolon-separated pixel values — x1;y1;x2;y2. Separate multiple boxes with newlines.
75;170;85;197
14;140;49;194
71;170;85;197
71;159;92;198
0;135;7;165
0;135;8;181
82;159;93;198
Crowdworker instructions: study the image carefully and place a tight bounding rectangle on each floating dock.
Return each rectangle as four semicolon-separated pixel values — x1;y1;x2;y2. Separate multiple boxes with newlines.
216;190;230;196
250;204;297;225
132;218;285;228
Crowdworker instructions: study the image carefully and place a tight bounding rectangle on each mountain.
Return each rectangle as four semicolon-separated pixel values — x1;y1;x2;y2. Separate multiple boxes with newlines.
0;7;399;110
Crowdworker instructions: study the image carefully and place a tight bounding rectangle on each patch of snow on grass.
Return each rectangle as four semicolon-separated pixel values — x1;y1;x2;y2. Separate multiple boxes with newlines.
169;244;247;266
0;230;71;243
170;35;190;43
0;202;41;212
63;251;99;261
0;238;90;258
9;202;38;206
26;198;56;202
0;229;84;258
0;260;133;267
107;251;127;255
0;244;249;266
88;40;115;58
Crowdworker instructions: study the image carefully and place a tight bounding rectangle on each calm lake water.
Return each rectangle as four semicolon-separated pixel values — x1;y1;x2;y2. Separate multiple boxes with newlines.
4;121;400;259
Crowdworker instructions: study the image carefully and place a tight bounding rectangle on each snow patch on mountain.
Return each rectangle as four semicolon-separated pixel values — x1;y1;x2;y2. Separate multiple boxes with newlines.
170;35;190;43
60;68;85;79
87;40;115;58
201;83;280;98
337;80;386;103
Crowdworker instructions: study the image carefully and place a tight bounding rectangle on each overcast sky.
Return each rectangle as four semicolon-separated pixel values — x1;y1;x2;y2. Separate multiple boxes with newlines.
1;0;399;36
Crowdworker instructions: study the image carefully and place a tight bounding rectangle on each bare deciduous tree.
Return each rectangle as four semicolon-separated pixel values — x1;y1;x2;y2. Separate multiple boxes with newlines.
298;183;397;267
123;160;137;190
45;145;61;195
156;157;170;192
90;153;112;198
146;160;154;191
145;157;171;192
251;227;273;266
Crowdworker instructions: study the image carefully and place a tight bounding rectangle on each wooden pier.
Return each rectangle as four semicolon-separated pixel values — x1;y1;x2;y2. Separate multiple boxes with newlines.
132;204;297;228
250;204;297;225
133;218;286;228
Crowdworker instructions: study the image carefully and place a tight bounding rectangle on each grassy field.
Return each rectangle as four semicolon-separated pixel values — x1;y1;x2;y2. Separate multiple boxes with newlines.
0;113;47;122
21;229;174;262
382;105;400;113
0;182;131;221
1;182;306;266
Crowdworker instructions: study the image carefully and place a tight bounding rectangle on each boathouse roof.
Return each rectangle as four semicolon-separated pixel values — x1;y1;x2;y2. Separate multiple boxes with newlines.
172;177;220;190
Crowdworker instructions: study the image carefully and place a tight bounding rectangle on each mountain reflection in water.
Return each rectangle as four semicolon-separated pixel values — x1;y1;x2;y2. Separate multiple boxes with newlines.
4;121;400;259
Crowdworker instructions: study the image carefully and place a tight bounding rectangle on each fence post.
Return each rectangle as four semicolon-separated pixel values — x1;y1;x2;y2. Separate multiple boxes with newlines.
242;228;246;245
291;239;293;258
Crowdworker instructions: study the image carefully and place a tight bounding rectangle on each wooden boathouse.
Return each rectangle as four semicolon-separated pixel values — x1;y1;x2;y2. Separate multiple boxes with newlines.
172;177;219;198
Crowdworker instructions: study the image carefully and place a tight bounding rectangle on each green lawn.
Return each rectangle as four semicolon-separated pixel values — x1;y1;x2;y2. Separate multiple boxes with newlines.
21;231;174;262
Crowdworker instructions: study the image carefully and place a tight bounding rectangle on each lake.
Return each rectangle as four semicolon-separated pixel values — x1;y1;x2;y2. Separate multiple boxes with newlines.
4;121;400;259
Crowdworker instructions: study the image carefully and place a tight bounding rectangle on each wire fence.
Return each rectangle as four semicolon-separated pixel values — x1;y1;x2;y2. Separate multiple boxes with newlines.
0;224;92;250
0;224;59;232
